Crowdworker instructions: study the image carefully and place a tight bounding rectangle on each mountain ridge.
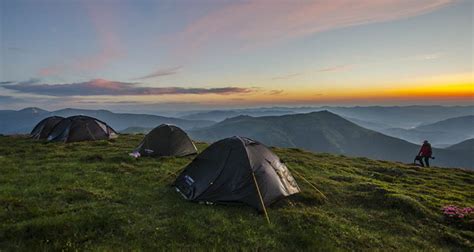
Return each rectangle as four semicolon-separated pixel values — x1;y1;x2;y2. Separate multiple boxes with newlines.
381;115;474;146
190;111;473;169
447;138;474;151
180;105;474;128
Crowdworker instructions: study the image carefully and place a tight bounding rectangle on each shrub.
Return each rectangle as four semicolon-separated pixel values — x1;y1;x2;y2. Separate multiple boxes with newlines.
442;205;473;220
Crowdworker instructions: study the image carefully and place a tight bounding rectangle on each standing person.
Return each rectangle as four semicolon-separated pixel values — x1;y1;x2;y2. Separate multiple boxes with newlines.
416;140;433;167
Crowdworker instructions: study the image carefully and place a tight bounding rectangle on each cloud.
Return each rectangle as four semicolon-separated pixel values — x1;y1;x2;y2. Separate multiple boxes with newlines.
317;64;353;72
267;89;284;95
6;47;29;53
7;47;23;51
410;53;444;61
39;66;64;77
18;78;42;85
133;66;182;80
0;95;24;103
1;78;40;85
171;0;453;58
2;79;253;96
75;100;141;104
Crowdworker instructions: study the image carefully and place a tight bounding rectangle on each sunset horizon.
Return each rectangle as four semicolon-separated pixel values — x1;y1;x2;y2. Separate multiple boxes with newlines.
1;0;472;111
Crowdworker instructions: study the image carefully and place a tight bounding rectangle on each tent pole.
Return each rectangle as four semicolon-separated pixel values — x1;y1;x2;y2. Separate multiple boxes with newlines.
252;171;270;224
290;168;327;200
85;124;96;140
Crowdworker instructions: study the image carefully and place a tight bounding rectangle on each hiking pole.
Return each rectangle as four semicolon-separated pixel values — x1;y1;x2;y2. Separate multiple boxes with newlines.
252;171;271;225
290;168;327;200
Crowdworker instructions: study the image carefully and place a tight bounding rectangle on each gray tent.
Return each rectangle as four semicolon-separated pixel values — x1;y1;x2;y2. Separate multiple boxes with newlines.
47;115;117;143
134;124;197;157
30;116;64;140
174;136;300;211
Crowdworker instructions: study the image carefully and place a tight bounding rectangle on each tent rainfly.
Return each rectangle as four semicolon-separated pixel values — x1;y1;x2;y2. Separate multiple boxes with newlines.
174;136;300;211
30;116;64;140
47;115;117;143
134;124;197;157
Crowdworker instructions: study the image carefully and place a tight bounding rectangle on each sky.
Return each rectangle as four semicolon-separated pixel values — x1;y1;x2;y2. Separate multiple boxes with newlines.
0;0;472;112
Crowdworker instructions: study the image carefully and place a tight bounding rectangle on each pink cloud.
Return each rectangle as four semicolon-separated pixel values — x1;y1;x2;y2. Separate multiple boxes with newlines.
171;0;453;59
39;65;64;77
39;1;123;77
86;79;124;90
74;1;123;71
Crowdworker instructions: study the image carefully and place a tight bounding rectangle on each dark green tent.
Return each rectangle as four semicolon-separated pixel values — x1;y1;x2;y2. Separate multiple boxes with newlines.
30;116;64;140
174;136;300;211
134;124;197;157
47;115;117;143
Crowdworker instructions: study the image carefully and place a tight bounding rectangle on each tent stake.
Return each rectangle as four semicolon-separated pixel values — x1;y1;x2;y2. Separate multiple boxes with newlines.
252;171;271;225
291;168;327;200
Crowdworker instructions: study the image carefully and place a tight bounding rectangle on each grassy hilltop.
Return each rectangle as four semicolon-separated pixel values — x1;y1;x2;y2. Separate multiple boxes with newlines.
0;135;473;250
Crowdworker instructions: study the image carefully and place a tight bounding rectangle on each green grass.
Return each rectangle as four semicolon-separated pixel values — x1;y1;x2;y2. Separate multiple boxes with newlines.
0;134;473;251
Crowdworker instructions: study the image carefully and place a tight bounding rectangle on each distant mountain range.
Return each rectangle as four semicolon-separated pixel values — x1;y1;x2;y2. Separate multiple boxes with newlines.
189;111;473;169
0;107;213;134
314;106;474;129
381;115;474;147
417;115;474;132
180;105;474;129
342;117;393;131
180;109;295;122
180;106;474;147
120;127;151;134
447;138;474;151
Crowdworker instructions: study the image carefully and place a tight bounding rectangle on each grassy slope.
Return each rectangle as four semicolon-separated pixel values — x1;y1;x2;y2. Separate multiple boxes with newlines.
0;135;473;251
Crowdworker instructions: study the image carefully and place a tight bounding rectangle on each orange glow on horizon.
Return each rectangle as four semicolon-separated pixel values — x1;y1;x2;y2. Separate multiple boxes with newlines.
252;73;474;104
91;73;473;106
